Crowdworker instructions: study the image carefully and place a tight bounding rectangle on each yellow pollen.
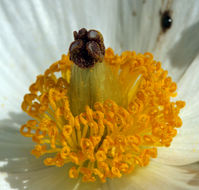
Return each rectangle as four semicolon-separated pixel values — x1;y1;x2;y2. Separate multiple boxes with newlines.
20;48;185;182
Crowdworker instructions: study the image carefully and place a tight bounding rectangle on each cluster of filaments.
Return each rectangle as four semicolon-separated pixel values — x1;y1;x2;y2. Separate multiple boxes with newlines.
20;49;185;182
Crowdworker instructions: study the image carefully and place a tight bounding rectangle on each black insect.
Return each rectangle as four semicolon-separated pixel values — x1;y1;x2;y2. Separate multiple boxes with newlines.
161;10;172;32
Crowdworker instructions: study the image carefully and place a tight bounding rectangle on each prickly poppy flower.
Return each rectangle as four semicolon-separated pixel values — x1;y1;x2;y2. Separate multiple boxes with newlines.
0;1;199;190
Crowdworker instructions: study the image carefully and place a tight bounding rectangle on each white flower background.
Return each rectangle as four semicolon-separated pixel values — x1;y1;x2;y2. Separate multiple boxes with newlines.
0;0;199;189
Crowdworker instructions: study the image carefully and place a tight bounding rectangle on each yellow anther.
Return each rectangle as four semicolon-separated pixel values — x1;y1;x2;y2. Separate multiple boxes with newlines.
85;106;93;121
44;157;54;166
60;145;71;159
20;124;32;137
143;135;155;144
54;154;65;167
176;101;186;109
110;146;116;157
118;163;129;173
127;135;140;145
80;138;94;154
90;136;101;147
96;150;107;162
69;152;79;165
69;167;79;178
93;169;104;180
79;113;88;125
31;144;46;158
111;167;122;178
48;125;58;138
62;125;73;137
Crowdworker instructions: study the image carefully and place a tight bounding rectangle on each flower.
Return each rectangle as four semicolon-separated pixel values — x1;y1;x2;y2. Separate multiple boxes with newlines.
0;0;199;190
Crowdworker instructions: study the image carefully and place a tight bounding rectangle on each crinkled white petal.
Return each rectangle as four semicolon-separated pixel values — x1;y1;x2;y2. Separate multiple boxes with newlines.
153;0;199;82
1;165;104;190
102;161;198;190
110;0;162;53
0;118;44;190
157;54;199;165
104;0;199;82
0;116;44;169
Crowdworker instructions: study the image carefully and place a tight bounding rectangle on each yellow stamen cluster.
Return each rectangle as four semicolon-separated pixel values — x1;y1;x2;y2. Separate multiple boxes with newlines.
20;48;185;182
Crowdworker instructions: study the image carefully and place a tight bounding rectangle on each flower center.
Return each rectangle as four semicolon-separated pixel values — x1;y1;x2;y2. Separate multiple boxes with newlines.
20;29;185;183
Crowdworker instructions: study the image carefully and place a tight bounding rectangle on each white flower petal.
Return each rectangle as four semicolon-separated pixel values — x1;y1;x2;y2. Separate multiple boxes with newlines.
153;0;199;82
111;0;199;83
0;118;44;190
1;165;103;190
110;0;163;54
103;161;198;190
0;0;122;73
157;54;199;165
0;173;15;190
0;118;44;170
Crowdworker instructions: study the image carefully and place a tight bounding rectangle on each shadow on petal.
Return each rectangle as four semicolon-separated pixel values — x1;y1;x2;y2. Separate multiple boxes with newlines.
169;21;199;75
0;112;102;190
181;162;199;186
0;112;44;189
